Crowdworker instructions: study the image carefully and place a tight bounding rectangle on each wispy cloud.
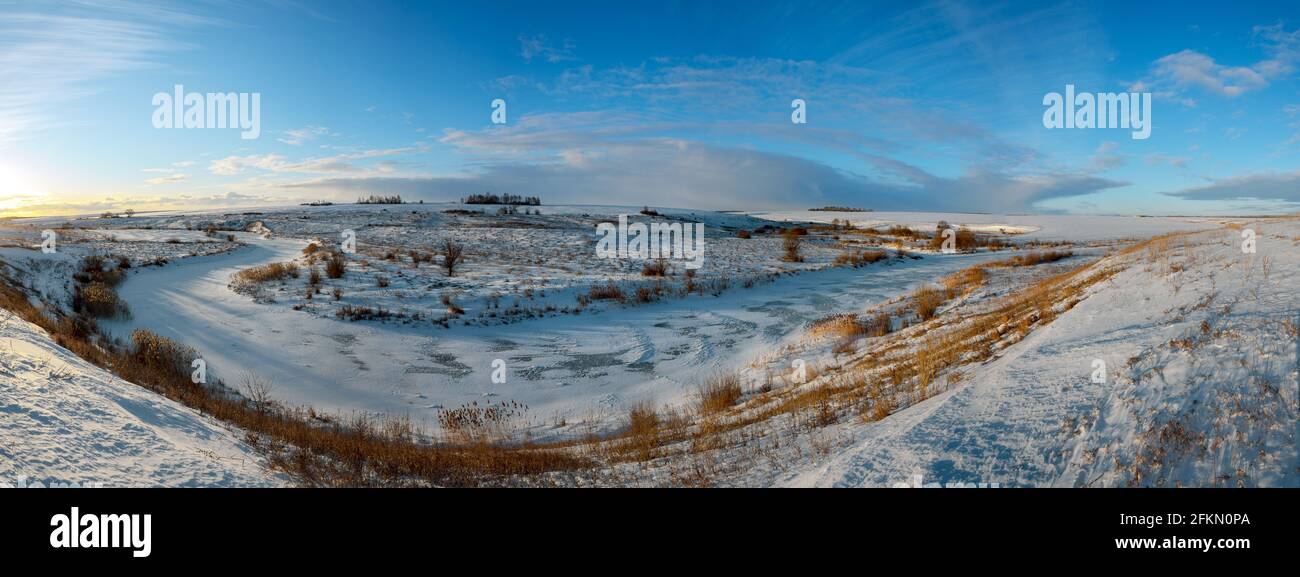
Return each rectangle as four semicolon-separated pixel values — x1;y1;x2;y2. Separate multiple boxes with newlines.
209;146;428;175
519;33;576;62
278;125;329;146
0;2;206;146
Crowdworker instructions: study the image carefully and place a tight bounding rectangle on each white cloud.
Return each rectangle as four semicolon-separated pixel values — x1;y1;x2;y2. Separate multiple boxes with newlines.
283;127;1124;213
1140;25;1299;99
1163;171;1300;203
0;4;206;146
1150;50;1268;97
278;125;329;146
209;146;427;175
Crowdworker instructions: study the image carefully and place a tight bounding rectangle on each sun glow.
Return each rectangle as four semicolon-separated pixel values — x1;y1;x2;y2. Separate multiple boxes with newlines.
0;162;49;215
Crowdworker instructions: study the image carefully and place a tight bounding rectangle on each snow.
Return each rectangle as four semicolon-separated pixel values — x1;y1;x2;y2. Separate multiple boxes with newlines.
777;221;1298;487
0;311;281;487
748;210;1226;242
98;231;1012;438
2;203;1294;487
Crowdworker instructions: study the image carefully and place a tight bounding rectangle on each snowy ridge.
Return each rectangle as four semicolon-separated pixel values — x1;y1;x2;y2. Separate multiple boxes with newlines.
0;312;280;487
781;222;1298;487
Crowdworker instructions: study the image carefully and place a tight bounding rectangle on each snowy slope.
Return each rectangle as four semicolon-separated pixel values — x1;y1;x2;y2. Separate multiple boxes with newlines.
780;221;1298;487
0;313;281;487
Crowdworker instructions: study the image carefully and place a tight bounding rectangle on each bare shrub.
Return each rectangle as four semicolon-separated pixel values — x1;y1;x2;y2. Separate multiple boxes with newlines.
781;231;803;263
441;292;465;315
325;252;346;278
409;250;432;266
77;281;128;319
441;239;465;277
641;259;669;277
130;328;196;385
587;283;624;301
884;225;925;239
240;371;276;413
930;227;977;251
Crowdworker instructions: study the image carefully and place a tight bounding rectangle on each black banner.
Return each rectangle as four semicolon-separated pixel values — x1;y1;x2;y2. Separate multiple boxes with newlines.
2;488;1288;566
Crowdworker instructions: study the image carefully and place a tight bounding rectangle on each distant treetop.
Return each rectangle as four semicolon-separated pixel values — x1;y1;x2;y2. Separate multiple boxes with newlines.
463;193;541;206
808;206;872;212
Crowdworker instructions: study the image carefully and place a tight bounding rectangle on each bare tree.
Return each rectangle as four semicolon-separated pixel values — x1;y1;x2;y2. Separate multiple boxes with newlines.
240;371;275;414
781;231;803;262
441;239;464;277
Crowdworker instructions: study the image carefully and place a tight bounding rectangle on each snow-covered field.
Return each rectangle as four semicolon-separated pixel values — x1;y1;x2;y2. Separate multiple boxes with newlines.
601;218;1298;488
748;209;1227;242
1;204;1293;487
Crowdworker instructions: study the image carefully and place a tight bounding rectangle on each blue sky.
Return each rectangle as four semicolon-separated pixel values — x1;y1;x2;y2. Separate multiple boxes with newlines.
2;0;1300;216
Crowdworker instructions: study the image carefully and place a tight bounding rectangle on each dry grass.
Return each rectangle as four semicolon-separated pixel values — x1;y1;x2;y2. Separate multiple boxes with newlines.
0;225;1199;486
641;259;669;277
987;250;1074;268
912;286;944;321
235;261;300;284
941;267;986;297
587;282;624;301
325;252;346;278
834;249;888;267
614;402;662;461
0;280;587;486
864;311;893;337
697;372;743;415
621;243;1134;467
808;313;865;339
75;281;128;319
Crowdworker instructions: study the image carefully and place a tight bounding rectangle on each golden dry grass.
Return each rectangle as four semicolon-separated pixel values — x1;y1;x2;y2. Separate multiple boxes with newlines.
697;372;743;415
236;261;299;283
912;285;944;320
